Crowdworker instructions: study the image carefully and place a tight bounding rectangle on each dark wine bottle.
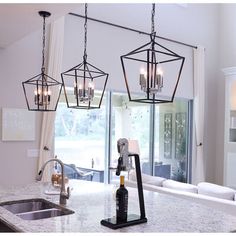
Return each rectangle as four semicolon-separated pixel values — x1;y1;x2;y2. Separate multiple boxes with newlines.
116;175;128;223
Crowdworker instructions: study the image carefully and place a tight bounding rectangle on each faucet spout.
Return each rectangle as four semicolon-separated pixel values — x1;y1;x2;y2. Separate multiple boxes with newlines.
36;158;70;205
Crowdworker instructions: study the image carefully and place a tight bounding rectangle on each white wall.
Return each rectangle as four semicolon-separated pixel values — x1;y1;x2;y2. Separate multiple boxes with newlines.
216;4;236;185
0;29;43;186
0;3;222;186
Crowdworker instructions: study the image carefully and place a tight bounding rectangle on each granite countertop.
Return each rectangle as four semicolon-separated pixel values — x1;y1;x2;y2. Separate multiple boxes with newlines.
1;179;236;233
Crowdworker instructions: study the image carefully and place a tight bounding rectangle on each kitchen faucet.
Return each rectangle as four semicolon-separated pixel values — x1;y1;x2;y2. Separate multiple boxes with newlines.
36;158;70;205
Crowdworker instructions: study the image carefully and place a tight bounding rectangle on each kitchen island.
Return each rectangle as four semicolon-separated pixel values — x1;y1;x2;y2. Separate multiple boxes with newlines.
1;179;236;233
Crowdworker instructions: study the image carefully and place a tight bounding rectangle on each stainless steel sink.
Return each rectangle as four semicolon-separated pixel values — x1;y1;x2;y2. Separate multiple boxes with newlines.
16;208;71;220
0;198;74;220
0;198;54;214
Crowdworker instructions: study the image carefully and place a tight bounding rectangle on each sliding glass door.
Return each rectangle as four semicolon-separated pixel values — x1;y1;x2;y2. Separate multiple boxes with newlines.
154;100;189;182
54;90;192;184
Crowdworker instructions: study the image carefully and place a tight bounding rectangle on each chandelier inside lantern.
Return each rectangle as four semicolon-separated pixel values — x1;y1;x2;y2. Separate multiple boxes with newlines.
34;86;51;106
139;66;163;95
74;78;94;102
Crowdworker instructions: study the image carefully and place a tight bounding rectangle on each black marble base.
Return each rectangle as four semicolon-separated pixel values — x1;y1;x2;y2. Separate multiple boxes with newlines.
101;214;147;229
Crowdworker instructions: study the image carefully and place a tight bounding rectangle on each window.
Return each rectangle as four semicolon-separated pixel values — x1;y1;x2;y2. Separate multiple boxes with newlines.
154;99;190;182
54;91;192;184
55;93;107;182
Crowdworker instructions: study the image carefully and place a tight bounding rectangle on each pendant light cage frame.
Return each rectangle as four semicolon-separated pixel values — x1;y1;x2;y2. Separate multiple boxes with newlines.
61;61;108;109
61;3;109;110
120;4;185;104
22;71;63;111
22;11;63;112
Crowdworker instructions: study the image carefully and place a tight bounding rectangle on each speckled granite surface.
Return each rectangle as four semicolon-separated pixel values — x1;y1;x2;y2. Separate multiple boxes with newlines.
1;179;236;233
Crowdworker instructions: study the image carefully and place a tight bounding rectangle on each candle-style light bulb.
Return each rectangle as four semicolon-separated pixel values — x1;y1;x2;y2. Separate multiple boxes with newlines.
78;83;83;98
74;82;77;95
47;89;51;103
157;68;163;76
88;81;94;89
34;89;38;104
139;67;147;92
88;80;95;100
78;83;83;90
140;67;146;76
34;88;42;105
156;67;164;92
42;89;48;105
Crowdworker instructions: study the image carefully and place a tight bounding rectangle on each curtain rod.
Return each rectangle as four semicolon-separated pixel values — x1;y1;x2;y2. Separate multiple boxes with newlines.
69;12;197;50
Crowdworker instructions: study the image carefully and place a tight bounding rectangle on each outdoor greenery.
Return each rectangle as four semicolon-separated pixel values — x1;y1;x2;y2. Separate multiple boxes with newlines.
55;103;106;140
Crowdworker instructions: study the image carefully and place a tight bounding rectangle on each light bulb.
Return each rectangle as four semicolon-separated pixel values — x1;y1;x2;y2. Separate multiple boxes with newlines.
140;67;146;75
139;67;147;92
157;68;163;76
88;81;94;89
78;83;83;98
140;67;147;78
78;83;83;90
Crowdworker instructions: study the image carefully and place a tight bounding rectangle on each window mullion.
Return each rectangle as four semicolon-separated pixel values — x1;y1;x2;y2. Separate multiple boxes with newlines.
149;104;155;176
187;100;193;183
105;91;112;184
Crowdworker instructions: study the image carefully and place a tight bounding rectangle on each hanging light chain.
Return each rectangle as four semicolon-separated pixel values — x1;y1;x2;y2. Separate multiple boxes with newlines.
151;3;156;38
84;3;88;61
41;15;46;72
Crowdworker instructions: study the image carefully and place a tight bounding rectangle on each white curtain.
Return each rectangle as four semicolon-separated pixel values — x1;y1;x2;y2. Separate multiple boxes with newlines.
38;16;65;182
192;46;206;184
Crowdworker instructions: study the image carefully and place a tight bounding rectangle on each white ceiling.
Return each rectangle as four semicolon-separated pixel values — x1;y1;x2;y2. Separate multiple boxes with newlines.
0;3;189;49
0;3;82;48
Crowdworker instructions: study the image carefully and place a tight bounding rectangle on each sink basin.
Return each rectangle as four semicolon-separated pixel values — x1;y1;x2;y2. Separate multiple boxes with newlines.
0;198;74;220
0;198;55;214
16;208;71;220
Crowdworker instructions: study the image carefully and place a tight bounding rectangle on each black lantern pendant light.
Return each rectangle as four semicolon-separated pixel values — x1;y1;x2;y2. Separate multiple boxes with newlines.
121;4;185;104
22;11;62;112
61;4;108;109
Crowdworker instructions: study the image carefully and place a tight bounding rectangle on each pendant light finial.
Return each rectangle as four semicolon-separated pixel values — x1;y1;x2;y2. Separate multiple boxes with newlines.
38;11;51;18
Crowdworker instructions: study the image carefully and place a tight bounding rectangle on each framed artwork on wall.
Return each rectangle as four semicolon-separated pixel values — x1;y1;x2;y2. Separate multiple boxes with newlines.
164;113;172;159
1;108;35;141
175;112;187;160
